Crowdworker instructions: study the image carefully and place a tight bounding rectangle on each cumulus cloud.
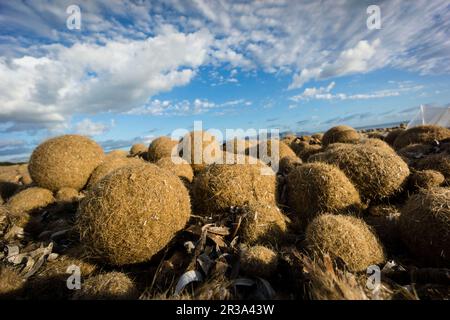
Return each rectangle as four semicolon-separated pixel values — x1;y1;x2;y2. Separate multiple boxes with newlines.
0;28;213;132
289;39;381;89
73;119;112;136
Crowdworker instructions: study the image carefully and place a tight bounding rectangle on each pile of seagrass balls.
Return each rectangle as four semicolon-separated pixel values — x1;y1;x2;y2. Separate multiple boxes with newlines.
1;123;449;300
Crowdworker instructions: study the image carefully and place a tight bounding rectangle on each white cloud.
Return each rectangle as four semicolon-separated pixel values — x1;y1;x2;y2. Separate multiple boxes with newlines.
289;39;380;89
127;98;252;116
0;28;213;132
299;82;336;99
291;81;423;102
73;119;112;136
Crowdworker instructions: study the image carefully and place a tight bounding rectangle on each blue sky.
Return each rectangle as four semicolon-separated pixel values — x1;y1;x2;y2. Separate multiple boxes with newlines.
1;0;450;161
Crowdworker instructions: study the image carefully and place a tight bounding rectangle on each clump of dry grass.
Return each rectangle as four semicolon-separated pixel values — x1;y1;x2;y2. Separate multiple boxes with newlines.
223;138;256;155
87;156;143;189
73;272;139;300
246;139;298;172
240;245;278;278
322;125;360;146
286;162;362;230
25;252;98;299
105;150;128;159
290;141;322;161
385;128;405;146
77;164;191;266
306;151;327;163
236;202;287;246
397;143;433;165
0;265;24;299
299;253;368;300
7;187;54;215
156;156;194;183
281;135;297;146
364;204;402;250
247;139;296;161
305;214;385;272
311;133;324;141
366;132;385;140
56;187;80;203
220;151;262;166
29;135;104;191
179;131;221;174
278;155;302;174
310;143;410;202
129;143;147;157
393;125;450;150
399;187;450;266
360;138;393;151
191;160;276;218
408;170;445;190
416;153;450;185
5;187;54;230
148;136;179;162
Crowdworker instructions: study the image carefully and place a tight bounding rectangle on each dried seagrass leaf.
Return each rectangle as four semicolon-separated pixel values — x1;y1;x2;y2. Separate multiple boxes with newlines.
175;270;203;295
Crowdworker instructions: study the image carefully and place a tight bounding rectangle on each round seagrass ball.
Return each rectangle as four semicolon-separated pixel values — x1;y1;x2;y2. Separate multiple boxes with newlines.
399;187;450;266
254;140;297;172
278;155;302;174
77;164;191;266
156;156;194;183
191;160;276;217
281;135;297;146
364;205;402;250
360;138;393;151
87;157;143;189
416;153;450;185
129;143;147;156
247;140;297;161
310;143;410;202
105;150;128;160
7;187;54;214
396;144;433;165
0;265;24;299
286;162;362;230
305;214;385;272
179;131;221;174
147;136;179;162
237;202;288;246
290;141;322;161
322;125;360;146
408;170;445;190
223;138;254;155
29;135;104;191
393;125;450;150
55;187;80;203
385;129;404;146
240;245;279;278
